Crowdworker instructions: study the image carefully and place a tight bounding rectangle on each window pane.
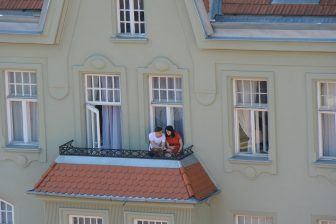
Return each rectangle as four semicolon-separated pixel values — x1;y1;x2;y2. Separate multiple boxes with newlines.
160;77;166;89
0;201;5;210
173;107;184;140
254;111;269;154
153;90;159;102
153;77;159;88
237;110;252;153
28;102;39;143
11;101;24;142
114;76;120;89
168;77;174;89
85;218;90;224
154;107;167;128
321;113;336;157
160;90;167;102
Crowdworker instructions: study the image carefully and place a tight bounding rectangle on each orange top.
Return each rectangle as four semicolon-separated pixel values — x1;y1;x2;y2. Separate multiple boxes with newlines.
166;132;182;154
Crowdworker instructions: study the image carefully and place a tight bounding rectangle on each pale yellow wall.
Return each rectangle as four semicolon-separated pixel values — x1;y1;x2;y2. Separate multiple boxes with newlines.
0;0;335;224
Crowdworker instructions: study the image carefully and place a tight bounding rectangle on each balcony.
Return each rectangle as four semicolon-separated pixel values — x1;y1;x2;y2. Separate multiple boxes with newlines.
59;140;194;161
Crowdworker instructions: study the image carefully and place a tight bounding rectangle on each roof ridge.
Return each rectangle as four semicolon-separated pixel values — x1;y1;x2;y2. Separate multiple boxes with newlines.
33;162;57;189
179;167;195;198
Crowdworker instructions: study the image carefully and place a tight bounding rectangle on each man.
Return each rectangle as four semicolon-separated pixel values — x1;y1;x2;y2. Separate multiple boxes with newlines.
148;127;166;151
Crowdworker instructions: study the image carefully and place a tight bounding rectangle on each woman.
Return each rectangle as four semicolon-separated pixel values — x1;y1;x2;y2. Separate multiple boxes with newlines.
165;125;183;154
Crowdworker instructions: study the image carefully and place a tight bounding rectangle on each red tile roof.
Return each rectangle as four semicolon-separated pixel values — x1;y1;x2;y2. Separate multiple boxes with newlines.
0;0;43;10
32;160;217;202
204;0;336;16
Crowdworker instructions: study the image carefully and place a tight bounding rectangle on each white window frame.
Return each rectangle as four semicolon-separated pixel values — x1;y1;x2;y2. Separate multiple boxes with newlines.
317;81;336;160
149;76;183;132
233;78;269;156
134;219;168;224
318;220;336;224
5;70;38;146
0;199;14;224
116;0;145;36
69;215;103;224
85;73;122;148
124;212;174;224
235;214;273;224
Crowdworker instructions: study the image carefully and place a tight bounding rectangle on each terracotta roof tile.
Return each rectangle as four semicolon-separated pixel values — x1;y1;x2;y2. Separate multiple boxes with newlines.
32;160;217;202
0;0;43;10
204;0;336;16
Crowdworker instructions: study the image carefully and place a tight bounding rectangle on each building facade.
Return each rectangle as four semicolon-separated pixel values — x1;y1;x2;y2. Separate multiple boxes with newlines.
0;0;336;224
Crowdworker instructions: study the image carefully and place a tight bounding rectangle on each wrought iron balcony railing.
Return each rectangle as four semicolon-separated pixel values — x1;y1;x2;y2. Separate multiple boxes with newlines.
59;140;194;160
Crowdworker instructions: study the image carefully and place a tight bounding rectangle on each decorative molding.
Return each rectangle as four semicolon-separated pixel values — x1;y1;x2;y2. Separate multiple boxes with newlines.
137;57;192;149
72;54;130;149
306;72;336;186
220;66;278;179
0;153;38;168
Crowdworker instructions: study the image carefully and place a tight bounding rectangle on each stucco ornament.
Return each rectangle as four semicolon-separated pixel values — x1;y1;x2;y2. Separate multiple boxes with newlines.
0;154;31;168
153;58;171;72
243;166;258;179
90;57;107;70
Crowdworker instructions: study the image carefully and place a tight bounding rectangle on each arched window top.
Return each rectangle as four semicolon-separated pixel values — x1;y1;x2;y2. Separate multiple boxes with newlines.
0;199;14;224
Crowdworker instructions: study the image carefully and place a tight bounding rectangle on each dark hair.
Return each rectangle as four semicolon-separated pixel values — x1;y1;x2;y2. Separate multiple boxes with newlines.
154;127;162;132
165;125;175;138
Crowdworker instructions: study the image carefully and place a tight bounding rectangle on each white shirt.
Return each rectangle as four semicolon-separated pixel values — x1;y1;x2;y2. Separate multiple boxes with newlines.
148;132;166;150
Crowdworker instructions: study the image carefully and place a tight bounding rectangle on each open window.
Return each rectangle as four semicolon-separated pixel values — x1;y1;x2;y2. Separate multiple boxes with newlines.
85;74;122;149
233;79;269;156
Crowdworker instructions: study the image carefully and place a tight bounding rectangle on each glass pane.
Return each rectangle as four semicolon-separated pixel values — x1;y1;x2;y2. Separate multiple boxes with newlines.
154;107;167;128
237;216;245;224
79;217;84;224
7;211;13;223
153;90;159;102
126;11;130;21
91;218;96;224
31;85;37;96
150;222;155;224
97;218;102;224
140;11;144;21
153;77;159;88
260;81;267;93
321;113;336;157
93;76;99;88
176;77;182;89
252;216;259;224
9;84;15;95
168;77;174;89
9;72;14;83
126;23;131;33
160;77;166;89
85;218;90;224
108;90;114;102
0;202;5;210
144;221;148;224
237;110;252;153
87;89;93;101
24;85;30;96
87;76;92;88
100;76;106;88
134;11;139;21
160;90;167;102
1;212;6;224
140;23;145;33
168;90;175;101
125;0;130;9
176;91;182;102
120;11;125;21
254;111;269;154
30;73;37;84
114;90;121;102
73;217;78;224
15;72;22;83
139;0;144;9
28;102;39;143
119;0;124;9
94;90;100;101
173;107;184;140
16;84;23;95
101;90;106;102
23;72;30;83
107;76;113;88
7;204;12;211
265;217;273;224
11;101;24;142
137;221;142;224
114;76;120;89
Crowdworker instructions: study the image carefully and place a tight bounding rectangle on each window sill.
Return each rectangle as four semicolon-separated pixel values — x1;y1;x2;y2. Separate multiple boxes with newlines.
314;159;336;168
3;144;41;153
229;155;272;165
111;35;148;44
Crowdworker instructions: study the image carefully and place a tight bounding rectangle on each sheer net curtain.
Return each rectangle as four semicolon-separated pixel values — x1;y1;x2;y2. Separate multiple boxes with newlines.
102;106;122;149
320;83;336;157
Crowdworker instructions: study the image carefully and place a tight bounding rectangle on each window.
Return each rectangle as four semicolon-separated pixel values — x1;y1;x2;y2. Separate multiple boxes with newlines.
85;74;122;149
233;79;269;156
117;0;145;35
235;215;273;224
134;219;168;224
149;76;183;137
319;220;336;224
69;215;102;224
317;81;336;159
5;71;39;146
0;199;14;224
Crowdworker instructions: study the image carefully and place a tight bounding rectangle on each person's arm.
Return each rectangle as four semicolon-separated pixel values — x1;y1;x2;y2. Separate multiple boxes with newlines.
150;141;161;148
178;138;183;153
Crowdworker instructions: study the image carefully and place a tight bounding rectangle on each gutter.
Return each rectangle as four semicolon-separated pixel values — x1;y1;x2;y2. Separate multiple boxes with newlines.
27;190;201;204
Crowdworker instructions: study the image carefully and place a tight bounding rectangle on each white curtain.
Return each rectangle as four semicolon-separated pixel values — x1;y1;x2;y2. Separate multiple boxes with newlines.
322;113;336;157
102;106;122;149
154;107;167;128
29;102;39;142
173;107;184;140
11;101;23;142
